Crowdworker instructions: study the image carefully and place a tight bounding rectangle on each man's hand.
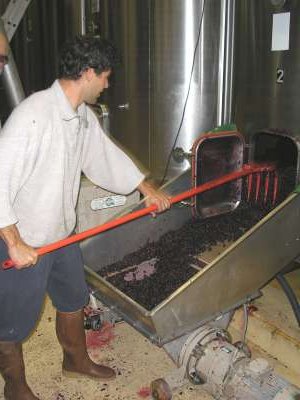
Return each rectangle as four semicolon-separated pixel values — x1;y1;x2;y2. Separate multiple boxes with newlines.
0;225;38;269
8;241;38;269
138;180;171;213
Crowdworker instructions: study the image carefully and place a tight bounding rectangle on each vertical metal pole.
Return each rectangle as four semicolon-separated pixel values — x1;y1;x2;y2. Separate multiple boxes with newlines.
217;0;235;126
80;0;86;35
223;0;235;123
0;18;25;109
217;0;226;126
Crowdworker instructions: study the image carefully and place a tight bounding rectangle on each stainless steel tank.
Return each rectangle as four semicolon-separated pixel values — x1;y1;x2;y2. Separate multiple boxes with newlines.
234;0;300;186
98;0;235;181
97;0;152;173
1;0;236;180
234;0;300;138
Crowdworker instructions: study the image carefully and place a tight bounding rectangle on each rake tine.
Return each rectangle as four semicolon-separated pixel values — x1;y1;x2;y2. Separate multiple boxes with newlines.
247;174;253;201
264;172;270;204
272;171;279;206
255;173;261;202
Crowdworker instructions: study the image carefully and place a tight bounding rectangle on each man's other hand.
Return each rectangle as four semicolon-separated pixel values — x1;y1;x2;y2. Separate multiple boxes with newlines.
138;180;171;213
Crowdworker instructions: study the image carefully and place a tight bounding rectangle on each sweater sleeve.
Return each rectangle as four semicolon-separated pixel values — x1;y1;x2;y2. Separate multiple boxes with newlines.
82;108;146;194
0;108;38;228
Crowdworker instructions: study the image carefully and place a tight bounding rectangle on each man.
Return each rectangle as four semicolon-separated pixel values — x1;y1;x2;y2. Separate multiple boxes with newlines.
0;36;170;400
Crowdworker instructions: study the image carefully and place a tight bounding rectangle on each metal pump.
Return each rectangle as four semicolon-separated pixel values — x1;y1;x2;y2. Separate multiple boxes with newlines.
151;325;300;400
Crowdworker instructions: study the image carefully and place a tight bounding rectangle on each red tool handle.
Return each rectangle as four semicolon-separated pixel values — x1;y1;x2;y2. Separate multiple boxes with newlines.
2;163;274;270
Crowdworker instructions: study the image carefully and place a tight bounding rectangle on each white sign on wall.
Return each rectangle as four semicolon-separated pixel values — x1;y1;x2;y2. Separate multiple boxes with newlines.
272;12;290;51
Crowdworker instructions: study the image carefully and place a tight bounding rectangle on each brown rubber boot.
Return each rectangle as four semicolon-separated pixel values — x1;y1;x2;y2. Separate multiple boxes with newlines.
56;309;116;381
0;341;40;400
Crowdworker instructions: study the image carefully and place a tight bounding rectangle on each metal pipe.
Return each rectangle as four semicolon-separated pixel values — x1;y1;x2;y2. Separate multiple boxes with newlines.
223;0;235;123
0;18;25;109
276;273;300;326
217;0;235;126
80;0;86;35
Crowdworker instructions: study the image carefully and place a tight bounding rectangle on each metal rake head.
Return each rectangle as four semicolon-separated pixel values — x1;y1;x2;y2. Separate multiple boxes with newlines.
244;163;279;206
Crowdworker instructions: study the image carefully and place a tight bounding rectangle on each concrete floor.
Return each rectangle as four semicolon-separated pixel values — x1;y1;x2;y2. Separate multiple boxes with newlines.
0;271;299;400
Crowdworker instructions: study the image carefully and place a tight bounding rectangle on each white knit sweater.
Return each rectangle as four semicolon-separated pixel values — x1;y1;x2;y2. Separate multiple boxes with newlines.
0;80;144;247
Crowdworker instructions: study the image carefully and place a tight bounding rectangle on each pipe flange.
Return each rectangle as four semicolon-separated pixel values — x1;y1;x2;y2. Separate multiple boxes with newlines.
179;326;229;375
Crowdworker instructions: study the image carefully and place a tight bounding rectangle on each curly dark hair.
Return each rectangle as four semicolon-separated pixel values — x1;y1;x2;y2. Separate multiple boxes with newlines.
58;35;119;80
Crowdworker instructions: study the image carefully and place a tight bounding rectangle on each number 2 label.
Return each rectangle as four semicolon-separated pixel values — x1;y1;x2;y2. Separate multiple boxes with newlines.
277;68;284;84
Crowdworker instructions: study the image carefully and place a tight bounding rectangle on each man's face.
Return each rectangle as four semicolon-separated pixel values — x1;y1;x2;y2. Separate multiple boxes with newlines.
0;34;8;75
84;69;111;105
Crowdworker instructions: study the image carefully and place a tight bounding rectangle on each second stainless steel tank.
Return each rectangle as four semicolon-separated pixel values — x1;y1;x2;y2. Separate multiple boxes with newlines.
234;0;300;139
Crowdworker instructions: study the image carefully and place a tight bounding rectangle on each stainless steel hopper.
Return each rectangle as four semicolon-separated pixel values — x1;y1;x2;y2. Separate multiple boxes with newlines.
82;169;300;345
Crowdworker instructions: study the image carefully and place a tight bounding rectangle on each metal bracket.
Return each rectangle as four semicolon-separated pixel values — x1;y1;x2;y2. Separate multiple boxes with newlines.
2;0;32;41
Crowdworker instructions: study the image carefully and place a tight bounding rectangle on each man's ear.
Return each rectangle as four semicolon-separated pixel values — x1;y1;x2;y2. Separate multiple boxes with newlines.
83;67;95;82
